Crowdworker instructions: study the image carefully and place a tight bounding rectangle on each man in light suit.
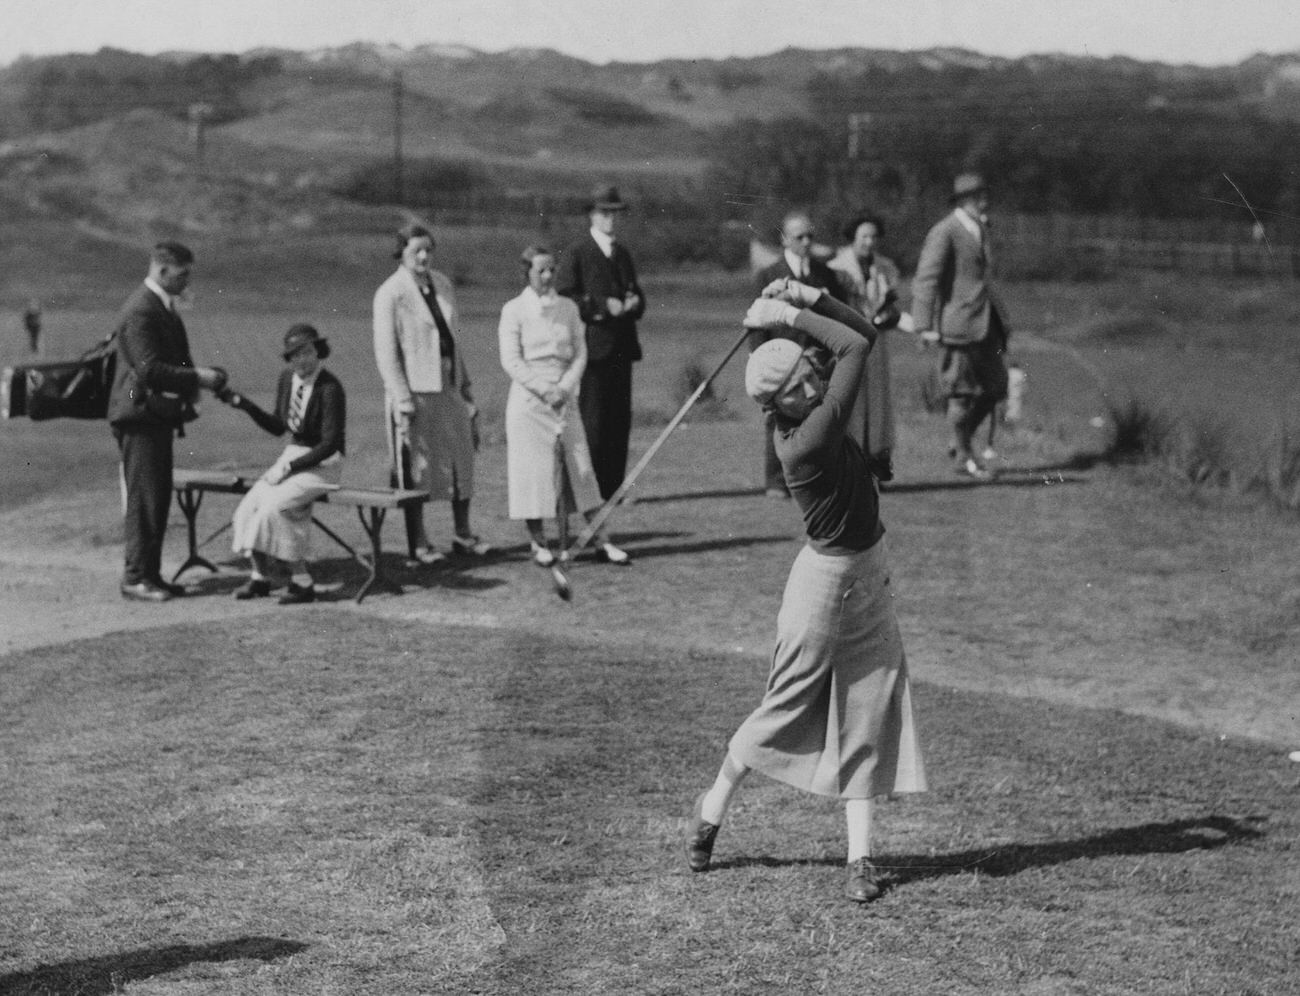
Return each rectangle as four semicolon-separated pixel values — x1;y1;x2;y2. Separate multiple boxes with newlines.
911;173;1011;480
751;210;845;497
108;241;227;601
556;184;646;501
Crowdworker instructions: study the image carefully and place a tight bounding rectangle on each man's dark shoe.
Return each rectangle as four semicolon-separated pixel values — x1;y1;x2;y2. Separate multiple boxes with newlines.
153;577;187;597
845;857;884;903
120;580;171;603
278;582;316;605
684;792;720;873
234;578;272;600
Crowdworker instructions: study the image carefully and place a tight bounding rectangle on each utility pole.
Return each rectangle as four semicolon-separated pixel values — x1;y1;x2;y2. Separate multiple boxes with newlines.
846;112;872;160
393;70;404;204
188;102;213;169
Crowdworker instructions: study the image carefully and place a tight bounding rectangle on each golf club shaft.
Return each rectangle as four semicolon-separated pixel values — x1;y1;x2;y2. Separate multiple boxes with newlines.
567;326;749;555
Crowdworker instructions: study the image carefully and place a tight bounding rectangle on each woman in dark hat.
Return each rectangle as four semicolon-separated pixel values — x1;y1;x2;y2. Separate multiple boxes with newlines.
373;222;489;564
221;323;346;605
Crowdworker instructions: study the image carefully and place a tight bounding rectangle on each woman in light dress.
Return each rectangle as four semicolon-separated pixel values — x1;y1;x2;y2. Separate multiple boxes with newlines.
498;245;629;566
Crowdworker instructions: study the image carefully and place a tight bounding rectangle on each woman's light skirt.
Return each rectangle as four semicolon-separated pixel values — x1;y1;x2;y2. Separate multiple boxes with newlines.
729;539;927;800
231;445;342;563
504;381;602;519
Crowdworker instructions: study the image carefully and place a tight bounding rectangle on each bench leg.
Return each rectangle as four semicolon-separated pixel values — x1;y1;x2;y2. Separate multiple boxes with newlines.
172;488;219;582
353;506;402;603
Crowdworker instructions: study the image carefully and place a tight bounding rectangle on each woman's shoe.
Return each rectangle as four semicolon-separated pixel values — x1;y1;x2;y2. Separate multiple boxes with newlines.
408;546;447;567
845;857;884;903
595;541;631;566
278;582;316;605
452;535;493;557
234;578;272;600
530;541;555;567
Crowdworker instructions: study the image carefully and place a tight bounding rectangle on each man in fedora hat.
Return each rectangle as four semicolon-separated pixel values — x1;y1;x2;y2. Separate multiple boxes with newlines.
556;182;647;501
219;322;346;605
910;172;1011;480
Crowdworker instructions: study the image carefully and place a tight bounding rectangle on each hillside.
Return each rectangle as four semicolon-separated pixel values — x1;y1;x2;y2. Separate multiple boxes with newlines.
1;43;1299;245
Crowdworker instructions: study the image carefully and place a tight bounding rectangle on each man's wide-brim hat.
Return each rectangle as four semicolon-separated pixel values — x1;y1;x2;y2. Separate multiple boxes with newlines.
950;172;988;202
586;183;629;212
283;322;329;359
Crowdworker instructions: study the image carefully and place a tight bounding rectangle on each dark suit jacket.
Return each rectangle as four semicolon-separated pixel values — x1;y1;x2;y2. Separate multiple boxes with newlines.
238;367;346;474
910;211;1010;347
750;255;845;354
107;284;200;427
556;235;646;364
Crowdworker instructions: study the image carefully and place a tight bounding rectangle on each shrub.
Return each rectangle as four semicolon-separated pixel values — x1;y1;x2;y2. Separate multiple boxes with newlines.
1104;398;1169;463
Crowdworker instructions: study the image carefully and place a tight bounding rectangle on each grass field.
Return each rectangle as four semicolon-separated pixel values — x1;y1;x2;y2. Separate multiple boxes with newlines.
2;231;1299;994
1;613;1295;995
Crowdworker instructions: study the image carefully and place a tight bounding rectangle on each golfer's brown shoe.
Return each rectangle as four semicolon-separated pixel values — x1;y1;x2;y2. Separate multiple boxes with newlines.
684;792;719;872
845;857;884;903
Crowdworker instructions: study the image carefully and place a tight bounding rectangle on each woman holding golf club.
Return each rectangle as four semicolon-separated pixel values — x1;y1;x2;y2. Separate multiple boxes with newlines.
684;278;926;903
498;244;629;568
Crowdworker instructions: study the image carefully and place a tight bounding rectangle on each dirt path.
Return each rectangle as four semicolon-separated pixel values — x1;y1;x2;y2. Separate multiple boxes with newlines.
2;418;1296;748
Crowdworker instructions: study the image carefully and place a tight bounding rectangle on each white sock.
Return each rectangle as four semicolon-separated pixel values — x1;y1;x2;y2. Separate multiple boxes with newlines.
291;572;314;588
845;798;874;863
701;753;749;825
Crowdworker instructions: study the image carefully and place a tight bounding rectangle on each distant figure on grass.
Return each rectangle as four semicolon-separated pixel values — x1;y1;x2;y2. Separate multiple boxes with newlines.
219;324;345;605
829;211;906;482
498;245;629;566
373;222;490;566
22;299;42;354
751;210;844;497
107;240;227;603
684;277;927;904
556;183;646;502
910;172;1012;480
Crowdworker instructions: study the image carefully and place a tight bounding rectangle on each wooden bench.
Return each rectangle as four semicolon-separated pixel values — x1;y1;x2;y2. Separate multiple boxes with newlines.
171;468;429;603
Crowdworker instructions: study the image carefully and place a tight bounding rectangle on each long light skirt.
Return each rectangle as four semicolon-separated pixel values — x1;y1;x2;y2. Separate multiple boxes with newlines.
231;445;342;563
729;539;927;800
505;382;602;519
387;368;477;501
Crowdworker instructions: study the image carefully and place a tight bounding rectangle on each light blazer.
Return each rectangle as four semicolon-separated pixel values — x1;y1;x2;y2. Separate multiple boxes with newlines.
372;265;473;406
910;211;1010;346
556;235;645;365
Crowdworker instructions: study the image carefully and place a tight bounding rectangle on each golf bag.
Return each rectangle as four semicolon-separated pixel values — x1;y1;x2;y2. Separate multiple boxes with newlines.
1;333;116;421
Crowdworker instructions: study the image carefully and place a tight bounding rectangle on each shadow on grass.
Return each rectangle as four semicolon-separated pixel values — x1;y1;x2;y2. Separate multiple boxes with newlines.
631;486;768;504
0;936;308;996
883;472;1088;494
711;815;1264;882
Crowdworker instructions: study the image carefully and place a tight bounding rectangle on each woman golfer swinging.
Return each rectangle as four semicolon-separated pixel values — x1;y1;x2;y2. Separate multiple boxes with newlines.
684;279;926;903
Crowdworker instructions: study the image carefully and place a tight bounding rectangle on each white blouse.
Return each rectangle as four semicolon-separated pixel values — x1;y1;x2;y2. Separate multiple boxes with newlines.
498;287;587;400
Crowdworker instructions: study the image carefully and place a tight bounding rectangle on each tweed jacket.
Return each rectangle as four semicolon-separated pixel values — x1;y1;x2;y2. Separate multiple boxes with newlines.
107;283;200;428
556;234;645;365
239;367;346;474
372;265;473;407
910;210;1011;347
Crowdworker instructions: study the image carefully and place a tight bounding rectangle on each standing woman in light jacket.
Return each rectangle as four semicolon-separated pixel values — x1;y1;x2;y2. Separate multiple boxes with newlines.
498;245;629;566
373;223;490;564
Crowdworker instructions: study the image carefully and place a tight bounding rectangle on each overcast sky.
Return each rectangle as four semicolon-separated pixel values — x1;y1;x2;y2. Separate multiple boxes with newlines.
3;0;1298;67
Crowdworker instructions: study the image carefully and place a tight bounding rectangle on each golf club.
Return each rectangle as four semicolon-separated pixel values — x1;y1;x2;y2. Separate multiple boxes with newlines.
566;326;750;558
550;433;572;601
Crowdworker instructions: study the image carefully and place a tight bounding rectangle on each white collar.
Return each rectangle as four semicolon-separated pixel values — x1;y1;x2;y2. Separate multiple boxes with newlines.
783;249;810;278
589;227;615;257
144;277;175;311
954;207;983;239
291;368;321;391
525;285;559;305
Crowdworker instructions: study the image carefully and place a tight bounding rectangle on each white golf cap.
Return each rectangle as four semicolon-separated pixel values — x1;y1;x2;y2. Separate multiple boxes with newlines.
745;338;804;405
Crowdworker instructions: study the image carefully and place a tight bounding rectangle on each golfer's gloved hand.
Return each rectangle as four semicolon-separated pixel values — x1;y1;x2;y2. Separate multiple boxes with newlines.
744;297;801;330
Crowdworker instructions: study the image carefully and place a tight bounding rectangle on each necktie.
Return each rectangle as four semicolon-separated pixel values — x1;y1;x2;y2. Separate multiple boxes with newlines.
288;381;306;433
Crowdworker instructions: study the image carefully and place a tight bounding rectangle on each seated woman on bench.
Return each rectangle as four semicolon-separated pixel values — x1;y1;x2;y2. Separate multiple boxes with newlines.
219;323;346;604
